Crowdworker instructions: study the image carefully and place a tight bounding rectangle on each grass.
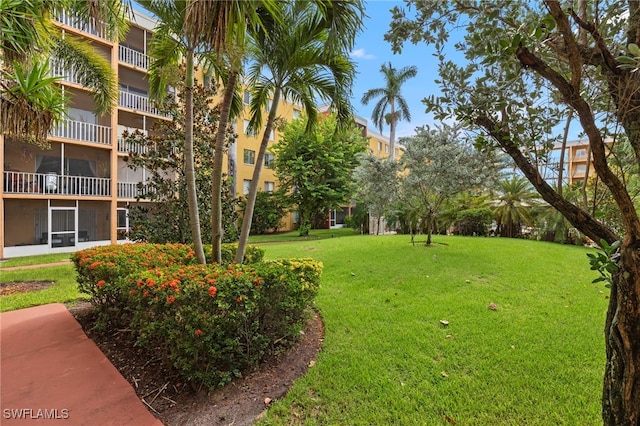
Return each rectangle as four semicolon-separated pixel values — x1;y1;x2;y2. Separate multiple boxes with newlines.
248;227;360;244
0;264;83;312
0;234;607;423
255;234;606;425
0;252;73;268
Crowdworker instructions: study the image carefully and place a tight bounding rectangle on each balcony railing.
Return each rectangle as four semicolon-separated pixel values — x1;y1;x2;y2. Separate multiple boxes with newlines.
117;181;154;199
51;119;111;146
117;137;148;155
119;90;168;117
3;172;110;197
119;45;149;70
50;61;81;85
56;12;107;40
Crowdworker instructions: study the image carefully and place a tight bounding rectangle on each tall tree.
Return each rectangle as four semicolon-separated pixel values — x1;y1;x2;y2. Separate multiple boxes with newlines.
400;125;498;245
138;0;209;264
184;0;278;264
352;152;401;235
360;62;417;160
387;1;640;422
234;0;363;263
271;113;367;236
1;0;128;145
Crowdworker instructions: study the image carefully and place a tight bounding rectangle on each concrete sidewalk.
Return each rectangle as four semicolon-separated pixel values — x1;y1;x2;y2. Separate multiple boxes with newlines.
0;303;164;426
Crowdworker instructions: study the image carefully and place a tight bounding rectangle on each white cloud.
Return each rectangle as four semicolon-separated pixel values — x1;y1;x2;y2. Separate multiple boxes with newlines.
350;48;376;60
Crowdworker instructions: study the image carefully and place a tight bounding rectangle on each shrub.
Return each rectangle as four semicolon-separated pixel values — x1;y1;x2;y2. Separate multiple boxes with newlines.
203;243;265;265
124;258;322;389
73;243;196;326
74;243;322;390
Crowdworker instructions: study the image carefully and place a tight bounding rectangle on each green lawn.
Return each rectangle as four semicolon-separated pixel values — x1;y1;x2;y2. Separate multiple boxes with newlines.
256;234;606;425
0;235;607;424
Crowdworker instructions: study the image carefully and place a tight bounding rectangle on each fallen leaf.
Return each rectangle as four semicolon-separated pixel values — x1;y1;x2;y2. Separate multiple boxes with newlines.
444;414;457;424
440;320;449;327
441;371;449;378
308;360;316;367
264;397;272;405
488;302;497;311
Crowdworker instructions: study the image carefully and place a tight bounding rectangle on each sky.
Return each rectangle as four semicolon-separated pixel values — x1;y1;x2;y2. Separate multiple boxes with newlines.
349;0;441;139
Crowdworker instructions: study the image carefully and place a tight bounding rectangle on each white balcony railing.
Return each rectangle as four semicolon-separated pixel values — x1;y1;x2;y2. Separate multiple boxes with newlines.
118;181;154;199
50;61;81;85
119;45;149;70
117;137;148;155
56;12;107;40
51;119;111;146
3;172;110;197
119;90;168;117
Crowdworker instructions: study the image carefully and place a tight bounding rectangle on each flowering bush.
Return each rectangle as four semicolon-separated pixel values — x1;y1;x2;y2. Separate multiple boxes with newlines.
73;243;322;389
124;259;322;389
72;243;196;327
203;243;265;265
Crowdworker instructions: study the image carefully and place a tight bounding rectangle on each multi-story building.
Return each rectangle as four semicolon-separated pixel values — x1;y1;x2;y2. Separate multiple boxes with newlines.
1;10;396;259
548;139;613;186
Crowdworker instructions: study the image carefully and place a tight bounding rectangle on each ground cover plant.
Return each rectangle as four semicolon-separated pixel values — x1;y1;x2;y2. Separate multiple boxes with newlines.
256;234;606;425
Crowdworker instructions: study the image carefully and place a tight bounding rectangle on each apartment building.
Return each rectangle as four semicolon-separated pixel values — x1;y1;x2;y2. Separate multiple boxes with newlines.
549;139;613;185
0;10;395;259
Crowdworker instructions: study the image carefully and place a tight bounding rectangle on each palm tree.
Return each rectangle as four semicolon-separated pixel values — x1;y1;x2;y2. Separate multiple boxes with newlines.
361;62;417;160
1;0;128;145
183;0;279;264
491;176;540;238
138;0;213;264
234;1;363;264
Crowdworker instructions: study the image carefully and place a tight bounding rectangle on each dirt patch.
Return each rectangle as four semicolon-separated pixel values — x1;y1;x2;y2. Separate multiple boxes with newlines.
70;302;324;426
0;281;55;296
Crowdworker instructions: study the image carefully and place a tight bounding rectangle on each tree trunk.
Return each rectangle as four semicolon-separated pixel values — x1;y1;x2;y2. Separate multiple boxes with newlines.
235;90;281;264
184;51;206;264
602;244;640;426
211;71;238;264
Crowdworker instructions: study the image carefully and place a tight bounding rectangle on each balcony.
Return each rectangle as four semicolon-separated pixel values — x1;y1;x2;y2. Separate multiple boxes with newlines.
3;172;110;197
117;137;148;155
56;12;107;40
50;61;81;85
119;90;169;117
117;181;154;199
50;119;112;146
119;45;149;70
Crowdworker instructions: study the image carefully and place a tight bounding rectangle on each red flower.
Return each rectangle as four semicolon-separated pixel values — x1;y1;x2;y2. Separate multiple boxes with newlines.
236;296;244;303
166;295;176;304
129;290;136;296
208;286;217;297
143;290;149;297
97;280;105;288
194;329;203;337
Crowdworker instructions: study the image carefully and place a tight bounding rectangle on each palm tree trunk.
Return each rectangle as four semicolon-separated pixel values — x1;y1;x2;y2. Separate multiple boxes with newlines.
389;105;396;161
211;70;238;264
184;51;206;264
235;89;281;263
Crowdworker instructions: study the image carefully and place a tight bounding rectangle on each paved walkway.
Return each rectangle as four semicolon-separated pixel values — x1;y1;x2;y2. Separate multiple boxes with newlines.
0;303;164;426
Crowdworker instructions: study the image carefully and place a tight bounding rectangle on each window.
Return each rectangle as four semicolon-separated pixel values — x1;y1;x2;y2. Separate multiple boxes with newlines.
576;149;587;157
293;109;301;119
264;181;275;192
243;179;251;195
243;149;255;165
243;90;251;105
269;128;275;141
243;120;250;135
575;164;587;174
378;142;382;151
264;153;275;168
385;144;389;153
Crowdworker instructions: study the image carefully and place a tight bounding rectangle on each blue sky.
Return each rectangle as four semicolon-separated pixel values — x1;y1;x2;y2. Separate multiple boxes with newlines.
350;1;440;139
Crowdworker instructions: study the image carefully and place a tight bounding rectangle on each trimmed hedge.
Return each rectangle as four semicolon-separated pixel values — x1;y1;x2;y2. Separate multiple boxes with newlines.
73;243;321;389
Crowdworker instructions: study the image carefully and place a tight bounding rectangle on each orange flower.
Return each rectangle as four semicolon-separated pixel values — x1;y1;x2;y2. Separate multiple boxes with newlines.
166;295;176;304
97;280;106;288
208;286;217;297
236;296;244;303
194;329;203;337
143;290;149;297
